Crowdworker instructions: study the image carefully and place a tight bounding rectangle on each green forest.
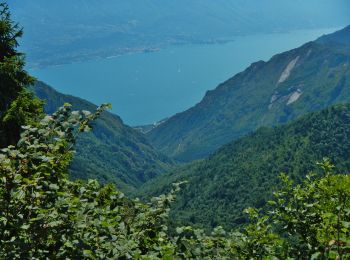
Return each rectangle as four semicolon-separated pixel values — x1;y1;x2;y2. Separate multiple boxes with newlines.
139;104;350;230
1;2;350;259
32;81;174;194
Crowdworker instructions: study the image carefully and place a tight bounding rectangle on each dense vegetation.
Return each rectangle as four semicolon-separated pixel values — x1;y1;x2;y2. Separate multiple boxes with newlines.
140;104;350;229
1;2;350;258
32;81;173;194
147;25;350;161
1;103;349;258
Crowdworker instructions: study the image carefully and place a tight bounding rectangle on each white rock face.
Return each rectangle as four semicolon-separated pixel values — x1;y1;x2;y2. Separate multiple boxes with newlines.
287;89;302;105
278;56;300;84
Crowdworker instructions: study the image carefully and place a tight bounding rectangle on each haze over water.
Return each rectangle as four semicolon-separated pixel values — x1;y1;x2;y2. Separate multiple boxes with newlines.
30;27;340;126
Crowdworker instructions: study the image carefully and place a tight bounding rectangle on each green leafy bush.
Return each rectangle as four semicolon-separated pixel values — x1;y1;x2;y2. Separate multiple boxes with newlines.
0;102;349;259
269;160;350;258
0;103;176;258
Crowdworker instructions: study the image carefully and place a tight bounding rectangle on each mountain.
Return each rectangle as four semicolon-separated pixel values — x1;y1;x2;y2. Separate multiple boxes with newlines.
317;25;350;45
147;25;350;161
9;0;350;67
139;104;350;229
32;81;173;193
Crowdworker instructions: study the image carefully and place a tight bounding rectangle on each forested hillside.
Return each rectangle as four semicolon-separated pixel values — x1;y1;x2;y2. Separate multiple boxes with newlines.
140;104;350;229
1;2;350;258
33;81;173;193
3;96;350;258
147;25;350;161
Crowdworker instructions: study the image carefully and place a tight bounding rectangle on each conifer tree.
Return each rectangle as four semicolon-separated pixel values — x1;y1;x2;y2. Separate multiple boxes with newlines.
0;2;43;147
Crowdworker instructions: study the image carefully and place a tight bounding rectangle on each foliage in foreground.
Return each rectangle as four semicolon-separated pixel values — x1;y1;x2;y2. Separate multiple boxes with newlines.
1;1;349;258
0;104;349;259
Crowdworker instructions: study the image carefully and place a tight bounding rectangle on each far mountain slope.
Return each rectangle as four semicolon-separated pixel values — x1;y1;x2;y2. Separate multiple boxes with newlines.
317;24;350;45
147;25;350;161
139;104;350;229
33;81;173;193
10;0;350;67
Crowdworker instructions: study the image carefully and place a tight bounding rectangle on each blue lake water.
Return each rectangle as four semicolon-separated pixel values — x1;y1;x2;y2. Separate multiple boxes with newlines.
29;27;340;126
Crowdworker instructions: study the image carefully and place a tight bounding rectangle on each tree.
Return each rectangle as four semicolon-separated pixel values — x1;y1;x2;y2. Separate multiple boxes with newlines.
0;2;43;147
269;161;350;259
0;103;183;258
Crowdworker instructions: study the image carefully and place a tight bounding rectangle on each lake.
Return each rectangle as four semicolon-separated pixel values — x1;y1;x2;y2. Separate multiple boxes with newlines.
29;27;340;126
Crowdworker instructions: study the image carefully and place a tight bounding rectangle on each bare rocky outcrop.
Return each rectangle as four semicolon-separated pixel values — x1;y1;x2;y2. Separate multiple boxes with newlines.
278;56;300;84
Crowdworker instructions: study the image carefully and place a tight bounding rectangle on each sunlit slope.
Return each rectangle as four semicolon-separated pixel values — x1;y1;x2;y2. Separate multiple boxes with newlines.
140;104;350;229
147;26;350;161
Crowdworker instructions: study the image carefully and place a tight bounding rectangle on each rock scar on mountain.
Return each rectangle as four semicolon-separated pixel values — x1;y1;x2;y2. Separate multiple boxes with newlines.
277;56;300;84
287;89;303;105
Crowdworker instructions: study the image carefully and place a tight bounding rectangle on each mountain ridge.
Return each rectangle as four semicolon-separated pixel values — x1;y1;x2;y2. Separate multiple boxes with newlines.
317;25;350;45
147;25;350;161
33;81;173;193
139;103;350;229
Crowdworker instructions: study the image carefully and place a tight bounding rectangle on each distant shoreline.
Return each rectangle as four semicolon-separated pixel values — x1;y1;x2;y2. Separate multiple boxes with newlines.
28;26;340;126
27;46;164;70
26;39;236;70
26;26;342;71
